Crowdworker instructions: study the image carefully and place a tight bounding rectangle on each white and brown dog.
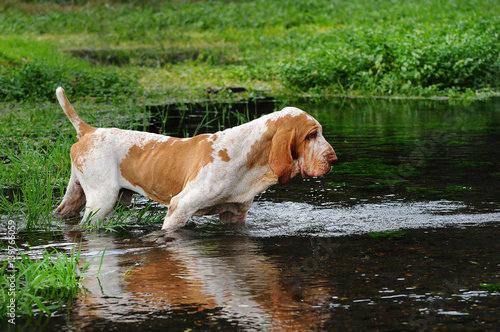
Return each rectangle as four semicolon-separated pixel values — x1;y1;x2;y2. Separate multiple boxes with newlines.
54;87;337;231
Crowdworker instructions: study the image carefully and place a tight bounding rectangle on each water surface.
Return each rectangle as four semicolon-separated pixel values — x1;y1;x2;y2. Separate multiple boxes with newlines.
6;97;500;331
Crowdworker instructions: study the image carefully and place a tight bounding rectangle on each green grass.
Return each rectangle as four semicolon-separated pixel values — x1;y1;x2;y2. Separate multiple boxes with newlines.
480;282;500;292
280;20;500;97
0;104;72;228
445;185;474;192
0;0;499;320
366;230;407;239
0;245;98;318
0;37;140;102
82;201;165;232
0;0;499;101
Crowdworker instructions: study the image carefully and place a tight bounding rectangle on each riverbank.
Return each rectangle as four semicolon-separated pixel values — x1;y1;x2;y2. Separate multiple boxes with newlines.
1;0;500;102
1;0;500;325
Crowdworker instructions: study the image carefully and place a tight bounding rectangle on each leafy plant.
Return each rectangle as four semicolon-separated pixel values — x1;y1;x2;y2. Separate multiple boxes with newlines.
0;59;140;102
1;0;499;100
280;22;500;96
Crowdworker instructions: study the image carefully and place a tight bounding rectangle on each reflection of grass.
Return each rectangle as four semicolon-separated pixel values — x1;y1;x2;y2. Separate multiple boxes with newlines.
360;183;387;190
333;158;400;178
325;182;352;188
366;230;407;239
455;161;493;168
480;282;500;292
404;185;477;199
406;187;441;194
445;185;474;192
446;141;469;147
332;158;423;189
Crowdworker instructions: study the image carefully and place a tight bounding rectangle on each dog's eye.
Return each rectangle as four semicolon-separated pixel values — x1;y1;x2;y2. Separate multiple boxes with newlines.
307;131;317;140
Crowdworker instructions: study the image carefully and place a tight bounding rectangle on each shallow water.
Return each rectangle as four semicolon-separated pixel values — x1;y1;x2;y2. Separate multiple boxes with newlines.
11;221;496;332
4;97;500;331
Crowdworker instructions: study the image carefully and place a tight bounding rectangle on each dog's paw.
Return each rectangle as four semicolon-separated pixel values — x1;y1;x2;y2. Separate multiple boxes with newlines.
140;229;176;244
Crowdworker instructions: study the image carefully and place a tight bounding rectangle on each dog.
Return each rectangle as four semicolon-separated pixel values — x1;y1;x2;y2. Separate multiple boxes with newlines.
54;87;337;231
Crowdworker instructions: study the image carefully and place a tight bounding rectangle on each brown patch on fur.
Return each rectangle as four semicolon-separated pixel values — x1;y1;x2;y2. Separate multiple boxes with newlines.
218;148;231;162
70;134;100;172
74;123;96;140
120;135;215;205
246;113;318;184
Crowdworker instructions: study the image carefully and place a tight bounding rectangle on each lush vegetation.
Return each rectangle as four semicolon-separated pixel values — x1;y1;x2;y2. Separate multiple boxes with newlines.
0;38;140;101
0;245;96;318
1;0;499;101
1;0;500;320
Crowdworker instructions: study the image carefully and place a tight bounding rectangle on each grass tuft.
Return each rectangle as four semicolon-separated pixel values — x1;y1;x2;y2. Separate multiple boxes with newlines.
0;245;96;318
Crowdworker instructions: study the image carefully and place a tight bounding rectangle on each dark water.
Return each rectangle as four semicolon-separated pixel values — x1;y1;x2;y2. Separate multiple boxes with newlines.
6;98;500;331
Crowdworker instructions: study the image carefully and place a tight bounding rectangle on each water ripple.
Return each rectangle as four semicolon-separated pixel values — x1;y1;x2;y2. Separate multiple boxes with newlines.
239;200;500;237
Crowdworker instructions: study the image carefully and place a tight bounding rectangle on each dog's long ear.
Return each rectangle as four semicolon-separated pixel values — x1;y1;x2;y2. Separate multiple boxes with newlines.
269;128;295;184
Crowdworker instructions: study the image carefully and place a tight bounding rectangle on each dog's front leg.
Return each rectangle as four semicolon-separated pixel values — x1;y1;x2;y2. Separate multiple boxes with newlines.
161;195;200;231
219;200;253;224
161;206;188;231
161;180;227;231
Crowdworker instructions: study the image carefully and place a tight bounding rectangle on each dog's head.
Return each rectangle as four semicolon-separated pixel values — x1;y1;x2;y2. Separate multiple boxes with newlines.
268;107;337;184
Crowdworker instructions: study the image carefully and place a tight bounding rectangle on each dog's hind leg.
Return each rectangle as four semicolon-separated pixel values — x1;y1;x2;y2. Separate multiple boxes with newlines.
54;168;86;219
80;187;120;226
118;189;135;206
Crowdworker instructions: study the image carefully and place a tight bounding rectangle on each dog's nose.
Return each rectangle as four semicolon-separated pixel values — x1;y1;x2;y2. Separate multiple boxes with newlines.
327;153;337;165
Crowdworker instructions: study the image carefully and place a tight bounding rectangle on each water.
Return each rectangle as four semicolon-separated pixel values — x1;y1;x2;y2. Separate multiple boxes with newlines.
5;97;500;331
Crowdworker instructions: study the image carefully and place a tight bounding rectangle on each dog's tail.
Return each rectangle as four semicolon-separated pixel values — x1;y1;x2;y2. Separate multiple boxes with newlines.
56;87;94;139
